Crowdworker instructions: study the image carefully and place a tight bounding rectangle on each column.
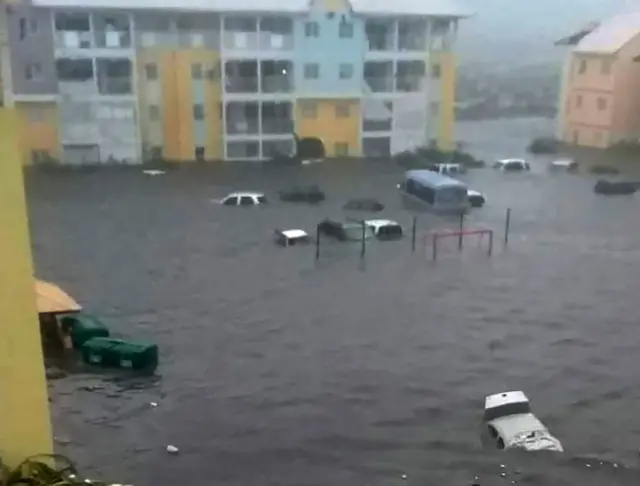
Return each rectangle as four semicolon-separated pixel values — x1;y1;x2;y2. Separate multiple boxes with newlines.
0;108;53;467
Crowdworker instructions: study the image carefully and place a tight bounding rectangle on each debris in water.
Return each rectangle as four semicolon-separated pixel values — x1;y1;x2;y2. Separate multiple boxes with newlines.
586;463;591;468
143;170;165;176
613;463;618;468
500;464;506;469
166;445;179;454
500;472;507;478
149;401;158;408
401;473;407;480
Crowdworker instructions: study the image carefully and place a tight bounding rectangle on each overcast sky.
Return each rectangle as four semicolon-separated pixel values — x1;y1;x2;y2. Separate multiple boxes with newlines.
456;0;632;65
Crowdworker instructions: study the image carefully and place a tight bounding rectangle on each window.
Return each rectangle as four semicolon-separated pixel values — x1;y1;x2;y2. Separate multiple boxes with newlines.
339;63;353;79
335;103;350;118
145;63;158;80
239;196;254;205
223;196;238;206
193;104;205;120
194;146;205;161
431;63;441;78
304;63;319;79
25;63;42;81
575;94;583;108
148;105;160;121
334;142;349;156
601;58;613;75
597;96;607;111
19;18;27;40
191;63;203;80
578;59;587;74
304;21;319;37
301;102;317;118
339;22;353;38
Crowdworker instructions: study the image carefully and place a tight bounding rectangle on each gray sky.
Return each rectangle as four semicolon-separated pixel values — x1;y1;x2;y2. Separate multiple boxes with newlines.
457;0;631;65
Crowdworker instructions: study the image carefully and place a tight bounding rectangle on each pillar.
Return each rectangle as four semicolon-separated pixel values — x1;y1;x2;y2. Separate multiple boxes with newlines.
0;108;53;467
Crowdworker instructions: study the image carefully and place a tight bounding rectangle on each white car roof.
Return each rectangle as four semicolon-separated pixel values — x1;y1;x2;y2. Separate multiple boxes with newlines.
280;229;308;239
497;158;526;164
365;219;400;228
225;192;264;198
467;189;483;197
490;413;562;451
485;390;529;410
551;159;574;166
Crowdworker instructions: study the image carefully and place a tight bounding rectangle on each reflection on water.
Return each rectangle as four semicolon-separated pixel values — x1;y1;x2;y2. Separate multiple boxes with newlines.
27;118;640;485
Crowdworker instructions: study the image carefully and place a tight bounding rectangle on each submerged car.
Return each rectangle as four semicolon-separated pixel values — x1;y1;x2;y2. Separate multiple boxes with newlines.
274;229;309;247
425;163;467;175
317;218;375;241
493;159;530;172
220;192;267;206
278;185;325;203
549;159;578;171
484;390;563;452
365;219;403;240
467;189;486;208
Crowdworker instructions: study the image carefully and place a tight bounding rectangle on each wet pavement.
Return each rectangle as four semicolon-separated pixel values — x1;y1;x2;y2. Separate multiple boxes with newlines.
26;117;640;486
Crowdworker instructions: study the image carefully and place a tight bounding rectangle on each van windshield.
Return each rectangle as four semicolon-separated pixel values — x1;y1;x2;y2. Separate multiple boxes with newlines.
484;401;531;421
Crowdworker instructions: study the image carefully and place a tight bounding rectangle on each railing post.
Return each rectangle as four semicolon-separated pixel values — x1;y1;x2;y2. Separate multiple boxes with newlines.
504;208;511;246
458;212;464;250
411;215;417;252
488;230;493;256
432;233;438;261
315;224;320;260
360;221;366;258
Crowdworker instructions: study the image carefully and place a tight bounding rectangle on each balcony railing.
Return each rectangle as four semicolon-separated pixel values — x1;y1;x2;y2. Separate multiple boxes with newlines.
225;77;259;93
261;75;292;93
364;78;394;93
55;30;92;49
58;80;97;96
94;30;132;49
98;77;133;95
366;38;395;51
396;76;424;92
223;32;258;50
363;119;392;132
258;32;293;50
226;120;259;135
261;118;293;134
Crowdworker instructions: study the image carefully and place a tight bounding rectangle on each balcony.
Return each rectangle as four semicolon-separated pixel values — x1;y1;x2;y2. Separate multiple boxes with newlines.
260;61;293;93
364;61;394;93
396;61;425;92
258;17;294;51
261;102;293;134
398;20;426;51
225;60;258;93
54;12;92;49
93;12;131;49
431;18;456;51
176;14;220;48
365;20;395;51
96;59;133;95
225;101;259;135
56;58;97;96
223;16;258;50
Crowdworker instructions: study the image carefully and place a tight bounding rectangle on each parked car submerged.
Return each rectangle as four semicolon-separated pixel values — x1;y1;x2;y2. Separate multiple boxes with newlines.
425;163;467;175
274;229;309;247
467;189;486;208
493;159;530;172
549;159;578;171
220;192;267;206
484;391;563;453
317;219;375;241
365;219;403;240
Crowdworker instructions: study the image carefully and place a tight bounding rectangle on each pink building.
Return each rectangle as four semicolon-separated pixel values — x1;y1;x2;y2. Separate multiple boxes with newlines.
556;13;640;148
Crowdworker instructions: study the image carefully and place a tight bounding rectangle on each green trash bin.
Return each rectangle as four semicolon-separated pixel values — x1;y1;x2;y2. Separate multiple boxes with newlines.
82;338;158;371
56;312;110;349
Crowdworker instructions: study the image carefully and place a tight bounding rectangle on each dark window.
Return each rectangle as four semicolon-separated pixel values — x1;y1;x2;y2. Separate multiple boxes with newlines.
194;146;205;161
193;104;205;120
483;401;530;422
239;196;254;205
56;58;94;81
19;18;27;40
431;63;441;78
379;225;402;238
192;63;203;79
257;195;267;204
145;63;158;80
405;179;435;204
223;196;237;206
304;21;319;37
339;22;353;38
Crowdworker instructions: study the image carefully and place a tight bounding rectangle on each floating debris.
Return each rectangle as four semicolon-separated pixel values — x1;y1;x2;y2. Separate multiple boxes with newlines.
149;401;158;408
166;445;179;454
401;473;407;480
143;170;165;176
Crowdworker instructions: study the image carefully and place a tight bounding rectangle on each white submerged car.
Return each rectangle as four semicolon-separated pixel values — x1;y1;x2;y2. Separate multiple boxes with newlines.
484;391;563;452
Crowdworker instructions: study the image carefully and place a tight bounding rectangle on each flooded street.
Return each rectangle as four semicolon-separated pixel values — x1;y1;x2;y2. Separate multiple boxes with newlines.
27;117;640;486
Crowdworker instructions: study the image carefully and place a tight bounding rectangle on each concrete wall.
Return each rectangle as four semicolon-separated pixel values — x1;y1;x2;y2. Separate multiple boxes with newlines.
6;6;57;95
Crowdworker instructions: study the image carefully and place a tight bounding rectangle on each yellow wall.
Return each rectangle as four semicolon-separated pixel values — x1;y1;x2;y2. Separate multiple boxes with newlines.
433;52;456;152
320;0;348;11
0;108;53;466
16;102;60;165
296;99;361;157
138;49;222;161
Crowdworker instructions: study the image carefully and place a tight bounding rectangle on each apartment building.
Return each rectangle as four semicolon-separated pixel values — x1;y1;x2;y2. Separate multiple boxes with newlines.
556;13;640;148
2;0;469;164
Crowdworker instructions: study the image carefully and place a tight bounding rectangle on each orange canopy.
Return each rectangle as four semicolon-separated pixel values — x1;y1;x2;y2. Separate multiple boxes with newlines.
34;279;82;314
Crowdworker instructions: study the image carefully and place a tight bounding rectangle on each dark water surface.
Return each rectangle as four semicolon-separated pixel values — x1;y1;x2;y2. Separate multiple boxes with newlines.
27;118;640;485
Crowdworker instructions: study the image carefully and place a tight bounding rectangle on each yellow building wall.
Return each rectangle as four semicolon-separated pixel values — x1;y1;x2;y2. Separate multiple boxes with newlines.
15;102;61;165
433;51;456;152
320;0;348;11
0;108;53;466
296;99;361;157
138;49;222;161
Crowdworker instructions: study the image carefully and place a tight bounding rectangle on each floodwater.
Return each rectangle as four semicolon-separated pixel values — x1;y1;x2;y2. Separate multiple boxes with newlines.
27;117;640;486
